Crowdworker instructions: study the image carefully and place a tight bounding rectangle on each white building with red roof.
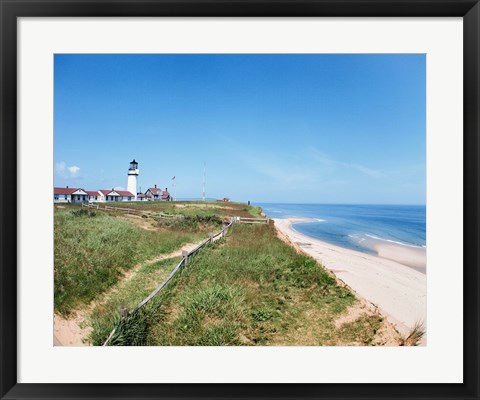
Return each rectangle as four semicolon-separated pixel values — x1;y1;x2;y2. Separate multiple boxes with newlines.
116;190;135;202
136;193;148;201
87;191;100;202
145;185;161;201
145;185;171;201
97;189;135;202
161;188;171;201
54;187;89;203
54;188;135;203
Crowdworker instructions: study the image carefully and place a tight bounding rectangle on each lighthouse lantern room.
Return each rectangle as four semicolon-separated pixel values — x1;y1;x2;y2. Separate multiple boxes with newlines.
127;159;139;200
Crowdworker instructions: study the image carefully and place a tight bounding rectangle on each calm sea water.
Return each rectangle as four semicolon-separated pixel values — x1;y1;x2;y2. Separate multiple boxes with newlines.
257;203;426;254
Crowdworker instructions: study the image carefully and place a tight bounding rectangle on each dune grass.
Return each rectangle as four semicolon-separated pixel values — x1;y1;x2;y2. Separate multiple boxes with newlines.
54;207;216;315
400;321;426;346
93;223;384;346
88;257;180;346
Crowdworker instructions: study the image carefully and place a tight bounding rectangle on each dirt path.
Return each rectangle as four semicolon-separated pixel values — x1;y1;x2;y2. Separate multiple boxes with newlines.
54;240;206;346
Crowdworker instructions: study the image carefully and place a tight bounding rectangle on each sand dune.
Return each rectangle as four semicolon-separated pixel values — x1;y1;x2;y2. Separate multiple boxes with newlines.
274;217;426;337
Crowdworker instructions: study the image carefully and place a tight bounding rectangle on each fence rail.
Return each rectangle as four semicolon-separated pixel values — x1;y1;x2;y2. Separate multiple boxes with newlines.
236;216;270;224
81;204;269;224
102;218;235;346
82;202;178;218
79;202;267;345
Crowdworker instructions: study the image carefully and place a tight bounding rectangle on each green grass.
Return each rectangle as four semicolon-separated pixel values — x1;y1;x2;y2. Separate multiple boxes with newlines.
93;223;384;346
103;200;263;219
88;257;179;345
54;207;216;315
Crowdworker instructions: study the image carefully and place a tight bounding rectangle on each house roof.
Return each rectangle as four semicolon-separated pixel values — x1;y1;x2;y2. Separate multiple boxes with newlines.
147;187;161;195
54;187;88;195
116;190;135;197
87;191;99;196
137;193;147;198
54;187;78;195
161;190;170;199
99;190;134;197
99;190;119;196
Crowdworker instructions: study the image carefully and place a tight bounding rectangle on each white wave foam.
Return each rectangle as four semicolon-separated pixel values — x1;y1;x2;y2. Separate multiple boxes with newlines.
365;234;425;249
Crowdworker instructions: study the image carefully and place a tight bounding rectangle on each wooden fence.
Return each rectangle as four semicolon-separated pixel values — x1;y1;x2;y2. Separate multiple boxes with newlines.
82;203;270;223
102;219;235;346
80;202;268;345
236;216;270;224
82;202;178;219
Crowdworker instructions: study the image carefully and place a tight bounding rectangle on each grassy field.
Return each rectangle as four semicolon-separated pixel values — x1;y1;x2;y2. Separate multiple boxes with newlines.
103;200;263;219
91;223;385;346
54;205;224;315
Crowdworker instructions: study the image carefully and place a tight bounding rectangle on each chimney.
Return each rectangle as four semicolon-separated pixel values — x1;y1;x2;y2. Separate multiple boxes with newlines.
154;184;157;189
165;188;168;191
66;186;69;188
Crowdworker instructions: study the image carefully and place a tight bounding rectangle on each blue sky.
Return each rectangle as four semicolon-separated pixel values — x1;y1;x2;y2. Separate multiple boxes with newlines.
54;54;425;204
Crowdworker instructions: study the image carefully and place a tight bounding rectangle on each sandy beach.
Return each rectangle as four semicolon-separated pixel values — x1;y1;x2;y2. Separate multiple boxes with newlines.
274;217;426;337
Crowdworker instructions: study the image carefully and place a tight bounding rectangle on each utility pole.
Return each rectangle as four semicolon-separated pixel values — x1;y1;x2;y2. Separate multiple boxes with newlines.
202;162;206;202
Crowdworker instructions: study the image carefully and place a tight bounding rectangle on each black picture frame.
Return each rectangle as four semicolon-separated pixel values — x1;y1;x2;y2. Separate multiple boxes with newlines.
1;1;478;399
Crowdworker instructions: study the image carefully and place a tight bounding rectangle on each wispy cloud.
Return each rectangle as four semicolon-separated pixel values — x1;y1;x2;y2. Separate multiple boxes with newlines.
310;148;385;178
349;164;385;178
55;162;81;178
238;152;318;186
219;135;317;185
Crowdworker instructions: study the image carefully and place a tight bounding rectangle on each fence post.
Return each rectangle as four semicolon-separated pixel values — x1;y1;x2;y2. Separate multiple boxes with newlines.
209;233;213;243
182;250;189;265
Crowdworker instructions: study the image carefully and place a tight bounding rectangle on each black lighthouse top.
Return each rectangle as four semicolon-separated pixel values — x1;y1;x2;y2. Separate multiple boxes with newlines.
129;159;138;170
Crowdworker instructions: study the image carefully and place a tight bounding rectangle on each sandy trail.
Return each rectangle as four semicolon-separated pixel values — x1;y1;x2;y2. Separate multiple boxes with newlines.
54;240;206;346
274;218;426;337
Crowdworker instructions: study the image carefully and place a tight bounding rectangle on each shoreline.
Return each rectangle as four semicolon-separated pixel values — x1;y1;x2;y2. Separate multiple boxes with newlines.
273;217;426;337
291;219;427;273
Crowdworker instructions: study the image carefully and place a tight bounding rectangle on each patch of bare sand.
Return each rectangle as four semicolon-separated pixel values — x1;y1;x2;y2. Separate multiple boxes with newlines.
54;311;91;346
118;213;157;231
374;242;426;273
54;239;205;346
334;302;402;346
334;302;369;328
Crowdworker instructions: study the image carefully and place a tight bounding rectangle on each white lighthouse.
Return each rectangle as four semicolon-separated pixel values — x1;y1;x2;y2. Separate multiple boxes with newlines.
127;159;139;200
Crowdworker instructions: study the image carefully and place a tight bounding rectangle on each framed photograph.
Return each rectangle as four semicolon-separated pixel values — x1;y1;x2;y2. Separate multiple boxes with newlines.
1;0;478;399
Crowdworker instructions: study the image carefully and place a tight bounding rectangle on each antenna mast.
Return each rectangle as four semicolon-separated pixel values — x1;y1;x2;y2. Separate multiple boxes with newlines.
202;162;206;201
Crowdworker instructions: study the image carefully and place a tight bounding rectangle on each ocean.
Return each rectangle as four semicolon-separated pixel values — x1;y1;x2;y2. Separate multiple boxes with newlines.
258;203;426;255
